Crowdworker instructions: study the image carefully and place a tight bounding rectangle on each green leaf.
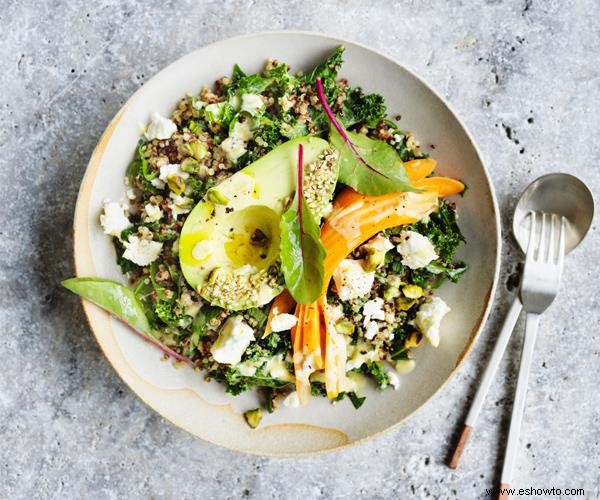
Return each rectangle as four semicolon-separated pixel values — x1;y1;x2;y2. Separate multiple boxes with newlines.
62;277;190;362
280;196;326;304
279;144;326;304
348;392;366;409
339;88;387;128
62;277;152;336
330;127;417;196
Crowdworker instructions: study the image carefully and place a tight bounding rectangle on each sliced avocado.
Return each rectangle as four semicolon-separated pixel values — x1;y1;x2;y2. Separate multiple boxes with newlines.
180;136;339;310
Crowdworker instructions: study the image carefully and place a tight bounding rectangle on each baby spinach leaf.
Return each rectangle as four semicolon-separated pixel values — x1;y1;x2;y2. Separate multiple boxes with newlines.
330;128;416;195
62;277;190;362
279;144;326;304
62;277;152;336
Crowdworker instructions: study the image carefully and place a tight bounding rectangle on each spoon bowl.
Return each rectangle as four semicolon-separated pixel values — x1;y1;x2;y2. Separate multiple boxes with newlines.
513;173;594;254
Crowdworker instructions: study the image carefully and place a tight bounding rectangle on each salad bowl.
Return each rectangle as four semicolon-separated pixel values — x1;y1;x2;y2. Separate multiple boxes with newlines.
73;31;500;455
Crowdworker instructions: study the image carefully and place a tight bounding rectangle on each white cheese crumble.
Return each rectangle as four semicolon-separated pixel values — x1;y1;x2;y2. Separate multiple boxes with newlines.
362;297;385;326
364;321;379;340
266;354;294;381
211;315;255;365
145;112;177;141
414;296;451;347
100;201;132;238
143;203;162;223
362;234;394;254
159;163;189;182
220;121;253;162
396;230;438;269
283;391;301;408
168;193;194;219
150;178;165;189
269;313;298;332
387;370;400;390
122;235;163;266
332;259;375;301
240;93;265;115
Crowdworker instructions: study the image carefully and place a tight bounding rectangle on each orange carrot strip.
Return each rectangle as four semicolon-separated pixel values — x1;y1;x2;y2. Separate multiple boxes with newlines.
413;176;465;196
405;158;437;182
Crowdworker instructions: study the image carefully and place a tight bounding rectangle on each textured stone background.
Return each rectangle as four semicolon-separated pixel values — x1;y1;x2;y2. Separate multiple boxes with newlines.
1;1;599;498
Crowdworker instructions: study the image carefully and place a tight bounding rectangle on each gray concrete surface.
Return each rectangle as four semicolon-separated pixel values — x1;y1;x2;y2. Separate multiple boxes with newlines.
1;1;599;498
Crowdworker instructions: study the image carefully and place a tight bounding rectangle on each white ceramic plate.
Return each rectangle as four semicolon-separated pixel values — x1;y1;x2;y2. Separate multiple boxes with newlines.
74;31;500;456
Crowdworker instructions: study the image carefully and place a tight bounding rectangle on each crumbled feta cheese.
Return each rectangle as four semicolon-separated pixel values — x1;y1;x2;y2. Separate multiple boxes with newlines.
283;391;301;408
126;188;138;200
270;313;298;332
332;259;375;301
326;303;344;323
211;316;255;365
387;370;400;390
168;193;194;219
150;178;165;189
414;296;451;347
159;163;188;182
220;121;253;162
364;321;379;340
240;93;265;115
362;297;385;326
100;201;131;238
362;234;394;254
396;230;438;269
266;354;294;381
143;203;163;223
145;112;177;141
122;235;163;266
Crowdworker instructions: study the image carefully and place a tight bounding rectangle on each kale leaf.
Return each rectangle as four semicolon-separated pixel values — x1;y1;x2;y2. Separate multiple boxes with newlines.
340;87;387;128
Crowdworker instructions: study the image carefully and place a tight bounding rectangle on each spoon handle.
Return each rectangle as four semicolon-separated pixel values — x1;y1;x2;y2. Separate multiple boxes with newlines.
499;312;540;498
449;296;522;468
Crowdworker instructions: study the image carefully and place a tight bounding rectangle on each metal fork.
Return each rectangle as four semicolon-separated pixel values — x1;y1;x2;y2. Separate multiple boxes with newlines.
499;211;566;498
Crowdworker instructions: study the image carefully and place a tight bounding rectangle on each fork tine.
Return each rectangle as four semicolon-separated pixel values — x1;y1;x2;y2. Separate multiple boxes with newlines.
558;216;566;266
548;213;557;263
537;212;546;261
526;211;537;261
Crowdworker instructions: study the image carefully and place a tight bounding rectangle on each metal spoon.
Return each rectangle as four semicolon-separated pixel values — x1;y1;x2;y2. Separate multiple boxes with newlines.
449;173;594;468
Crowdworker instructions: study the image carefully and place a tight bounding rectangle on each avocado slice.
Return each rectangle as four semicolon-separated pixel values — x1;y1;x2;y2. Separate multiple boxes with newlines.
179;137;339;310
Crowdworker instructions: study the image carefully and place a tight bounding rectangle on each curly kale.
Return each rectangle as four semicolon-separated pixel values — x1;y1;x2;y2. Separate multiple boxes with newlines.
340;88;387;128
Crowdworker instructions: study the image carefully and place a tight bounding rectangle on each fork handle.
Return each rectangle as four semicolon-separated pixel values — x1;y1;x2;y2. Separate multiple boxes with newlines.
499;312;540;493
449;297;522;468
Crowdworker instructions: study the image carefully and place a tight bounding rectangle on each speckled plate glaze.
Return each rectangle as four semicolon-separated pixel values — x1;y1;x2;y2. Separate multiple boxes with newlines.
73;31;500;456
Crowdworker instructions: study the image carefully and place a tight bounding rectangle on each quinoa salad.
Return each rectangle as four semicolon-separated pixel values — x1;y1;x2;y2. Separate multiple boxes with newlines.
64;46;468;428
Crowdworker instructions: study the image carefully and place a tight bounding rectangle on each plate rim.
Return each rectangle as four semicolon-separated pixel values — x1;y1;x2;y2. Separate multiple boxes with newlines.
72;29;501;456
